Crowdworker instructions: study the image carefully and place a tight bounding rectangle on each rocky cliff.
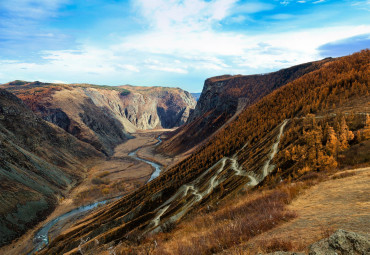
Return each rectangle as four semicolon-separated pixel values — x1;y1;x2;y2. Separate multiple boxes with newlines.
158;58;333;155
1;82;196;156
0;89;102;246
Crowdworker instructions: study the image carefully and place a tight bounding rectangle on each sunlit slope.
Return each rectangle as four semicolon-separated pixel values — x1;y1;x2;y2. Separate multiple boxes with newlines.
158;57;333;156
43;50;369;254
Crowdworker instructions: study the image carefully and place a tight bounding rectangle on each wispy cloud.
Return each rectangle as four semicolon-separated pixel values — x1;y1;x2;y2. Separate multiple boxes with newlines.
351;0;370;11
279;0;326;5
0;0;73;59
0;0;68;19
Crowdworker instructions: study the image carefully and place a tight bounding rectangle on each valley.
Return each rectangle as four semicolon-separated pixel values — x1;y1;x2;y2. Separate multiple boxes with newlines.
2;1;370;254
0;50;369;255
0;131;177;255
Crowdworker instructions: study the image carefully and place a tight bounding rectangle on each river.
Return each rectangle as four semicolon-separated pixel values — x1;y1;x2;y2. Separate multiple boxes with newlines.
29;135;163;254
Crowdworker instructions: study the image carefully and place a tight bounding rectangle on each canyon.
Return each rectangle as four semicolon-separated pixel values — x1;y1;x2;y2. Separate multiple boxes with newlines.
2;82;196;156
0;50;369;255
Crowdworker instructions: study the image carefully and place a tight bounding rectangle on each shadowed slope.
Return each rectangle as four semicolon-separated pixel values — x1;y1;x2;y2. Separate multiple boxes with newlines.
0;89;102;246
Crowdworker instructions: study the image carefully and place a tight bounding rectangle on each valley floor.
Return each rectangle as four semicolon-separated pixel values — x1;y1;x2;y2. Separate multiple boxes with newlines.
0;130;177;255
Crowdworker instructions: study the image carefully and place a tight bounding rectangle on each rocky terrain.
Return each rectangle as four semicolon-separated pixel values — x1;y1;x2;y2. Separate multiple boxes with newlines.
266;229;370;255
0;88;102;246
1;82;196;156
158;58;333;156
39;51;369;254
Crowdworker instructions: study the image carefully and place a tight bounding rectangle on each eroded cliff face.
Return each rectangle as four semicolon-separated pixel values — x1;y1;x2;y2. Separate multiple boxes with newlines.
118;86;196;130
1;82;196;156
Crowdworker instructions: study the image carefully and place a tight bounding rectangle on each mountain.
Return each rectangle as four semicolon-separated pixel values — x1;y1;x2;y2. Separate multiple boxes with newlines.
157;58;333;156
0;89;102;246
1;82;196;156
41;50;369;254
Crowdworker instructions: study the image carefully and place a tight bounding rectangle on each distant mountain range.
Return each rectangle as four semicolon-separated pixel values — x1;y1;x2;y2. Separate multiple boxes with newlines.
1;82;196;156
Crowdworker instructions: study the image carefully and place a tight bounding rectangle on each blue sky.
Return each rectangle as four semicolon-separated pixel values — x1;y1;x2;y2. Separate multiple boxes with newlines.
0;0;369;92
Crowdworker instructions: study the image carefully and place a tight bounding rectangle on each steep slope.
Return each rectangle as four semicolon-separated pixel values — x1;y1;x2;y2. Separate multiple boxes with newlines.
158;58;333;155
1;82;196;156
41;51;369;254
0;89;102;246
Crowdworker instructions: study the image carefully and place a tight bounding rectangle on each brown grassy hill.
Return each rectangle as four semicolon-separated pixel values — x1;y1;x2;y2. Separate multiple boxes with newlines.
157;58;334;156
41;50;369;254
0;89;102;247
0;82;196;156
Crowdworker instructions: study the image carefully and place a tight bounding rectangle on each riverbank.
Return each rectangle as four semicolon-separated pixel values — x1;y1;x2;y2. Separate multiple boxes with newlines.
0;131;174;255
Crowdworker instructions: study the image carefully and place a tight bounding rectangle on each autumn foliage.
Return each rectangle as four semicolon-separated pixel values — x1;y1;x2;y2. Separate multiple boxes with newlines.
41;50;370;255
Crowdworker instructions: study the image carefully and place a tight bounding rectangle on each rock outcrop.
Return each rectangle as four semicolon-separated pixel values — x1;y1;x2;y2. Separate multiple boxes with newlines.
309;229;370;255
1;82;196;156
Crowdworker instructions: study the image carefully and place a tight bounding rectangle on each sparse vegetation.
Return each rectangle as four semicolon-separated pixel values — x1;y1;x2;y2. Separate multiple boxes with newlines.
71;83;130;95
39;50;370;255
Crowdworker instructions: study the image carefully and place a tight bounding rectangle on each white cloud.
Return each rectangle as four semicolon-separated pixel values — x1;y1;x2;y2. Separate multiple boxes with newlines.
148;66;188;74
117;64;140;73
2;25;369;84
279;0;325;5
0;0;69;19
133;0;238;31
1;0;369;88
228;15;247;23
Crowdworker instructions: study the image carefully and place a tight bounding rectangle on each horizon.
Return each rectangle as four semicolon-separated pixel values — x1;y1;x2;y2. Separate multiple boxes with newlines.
0;0;369;92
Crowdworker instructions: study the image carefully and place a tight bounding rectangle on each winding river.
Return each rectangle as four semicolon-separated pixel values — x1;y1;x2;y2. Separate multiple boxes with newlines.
29;135;163;254
128;135;162;182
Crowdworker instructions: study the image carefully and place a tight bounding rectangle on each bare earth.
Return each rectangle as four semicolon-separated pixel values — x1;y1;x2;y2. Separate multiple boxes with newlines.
0;131;176;255
244;167;370;253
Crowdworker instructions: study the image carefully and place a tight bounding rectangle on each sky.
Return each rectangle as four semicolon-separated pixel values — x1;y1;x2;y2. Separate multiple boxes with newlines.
0;0;369;92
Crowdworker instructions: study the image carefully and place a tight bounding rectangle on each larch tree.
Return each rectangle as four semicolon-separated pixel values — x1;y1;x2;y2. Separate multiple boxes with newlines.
363;114;370;140
325;126;339;157
338;117;354;150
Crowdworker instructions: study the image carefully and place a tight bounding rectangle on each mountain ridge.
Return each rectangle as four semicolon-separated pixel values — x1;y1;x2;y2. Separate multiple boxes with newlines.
158;57;334;156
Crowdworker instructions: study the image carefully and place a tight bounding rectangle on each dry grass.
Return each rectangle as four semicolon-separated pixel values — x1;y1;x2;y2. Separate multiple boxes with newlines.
331;171;357;180
114;185;302;255
238;167;370;254
260;238;294;253
112;167;367;255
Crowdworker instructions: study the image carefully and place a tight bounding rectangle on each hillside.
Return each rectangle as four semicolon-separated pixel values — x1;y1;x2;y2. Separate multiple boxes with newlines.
158;58;333;156
1;82;196;156
0;89;102;246
41;50;369;254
